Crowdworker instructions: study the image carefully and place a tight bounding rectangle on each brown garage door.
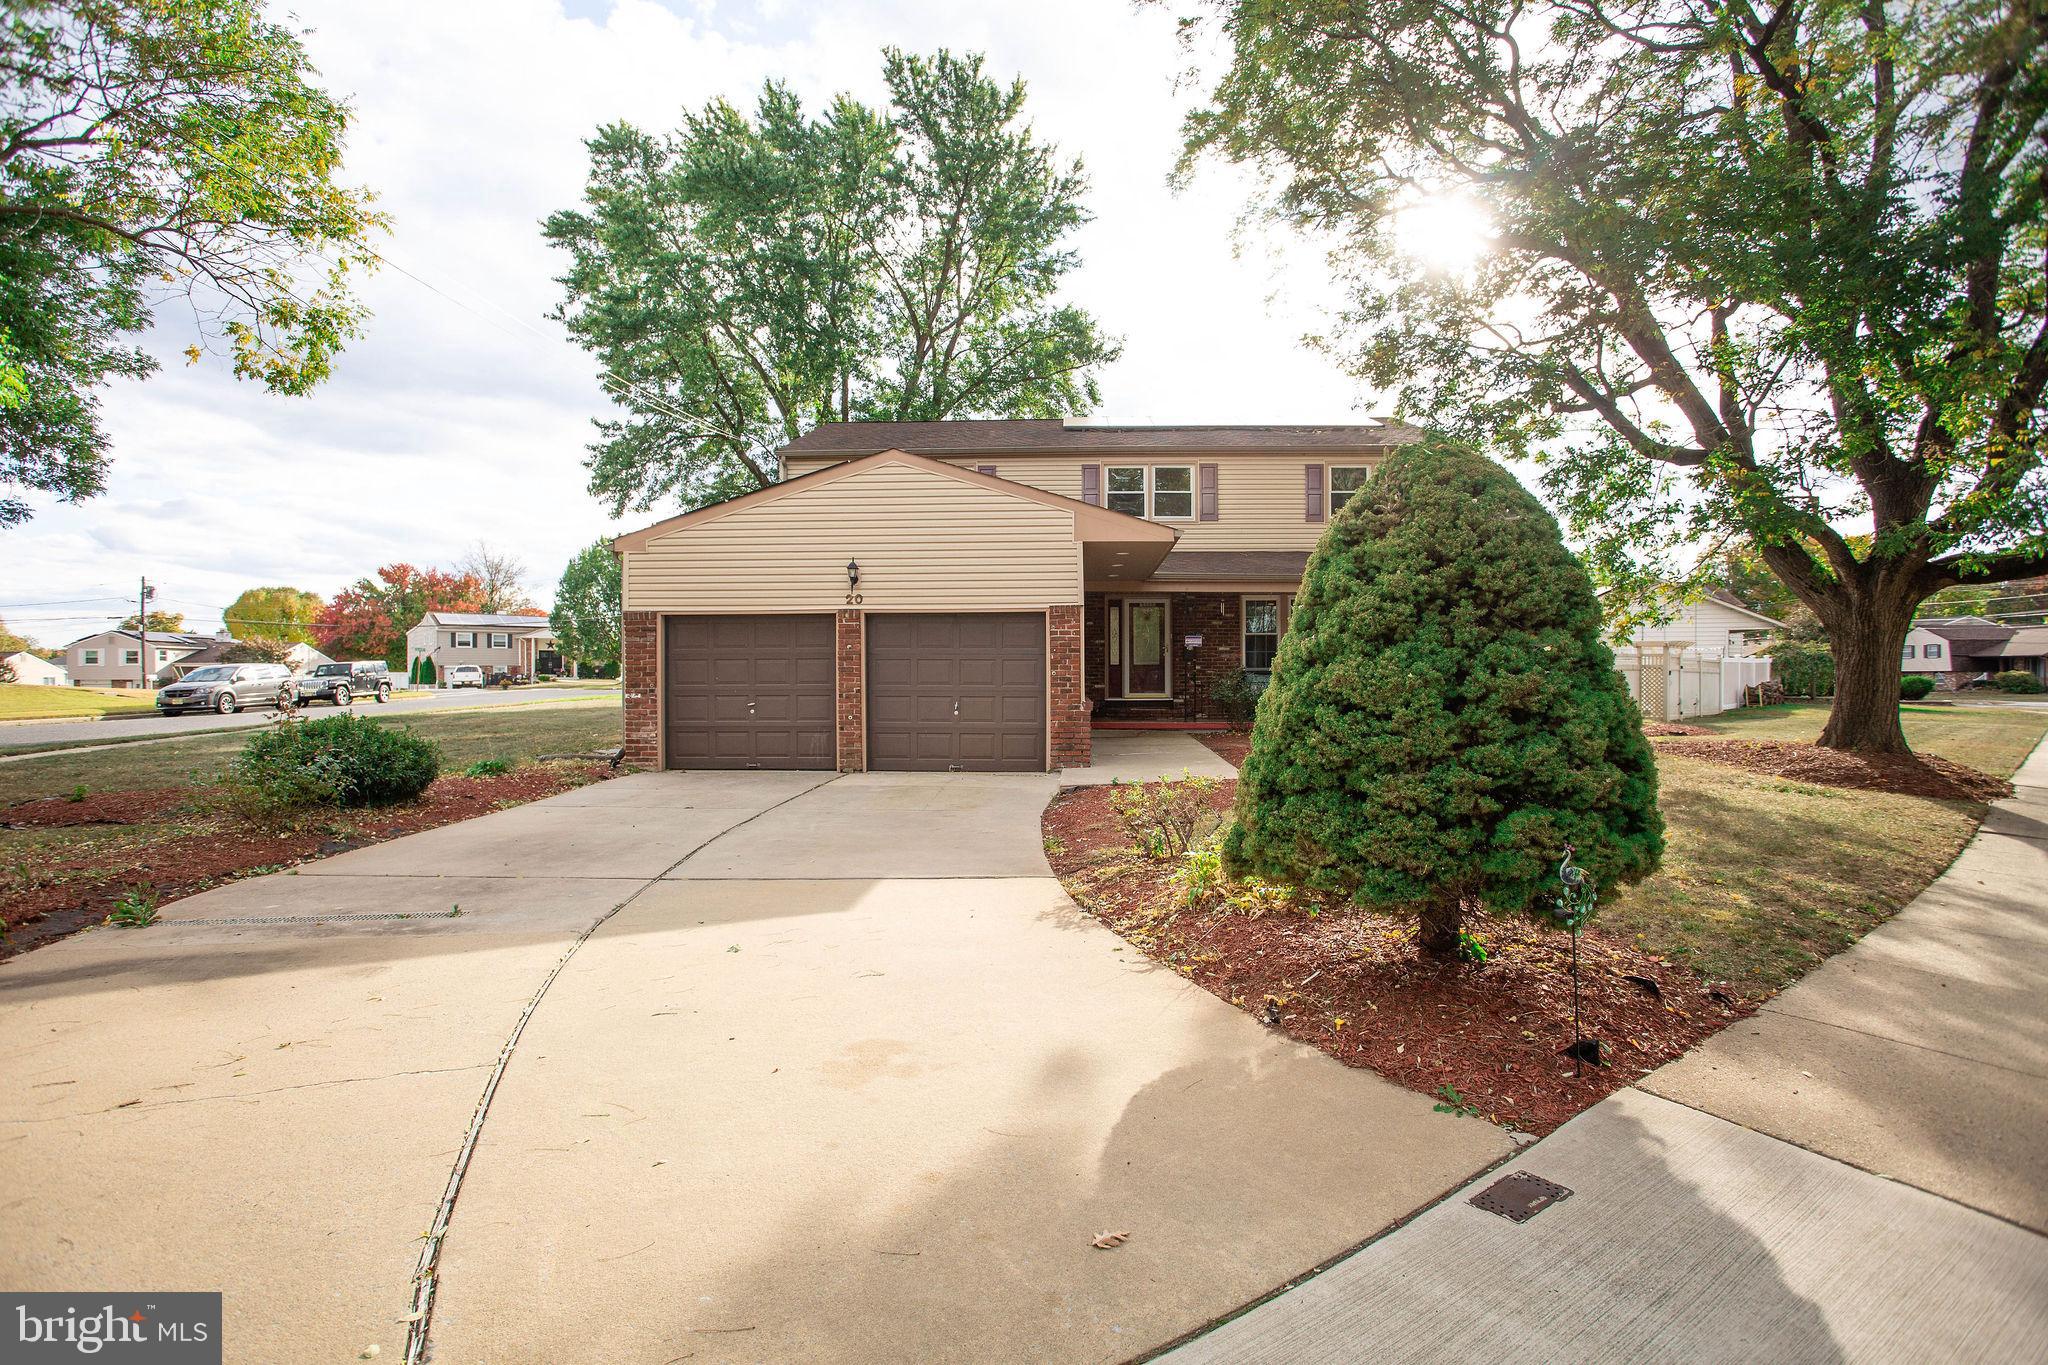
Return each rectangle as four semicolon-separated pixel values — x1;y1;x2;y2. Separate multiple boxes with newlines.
663;615;834;769
866;613;1045;772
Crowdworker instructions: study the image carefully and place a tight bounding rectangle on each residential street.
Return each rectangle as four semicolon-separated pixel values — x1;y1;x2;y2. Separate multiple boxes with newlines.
0;764;1506;1363
0;684;619;751
1163;735;2048;1362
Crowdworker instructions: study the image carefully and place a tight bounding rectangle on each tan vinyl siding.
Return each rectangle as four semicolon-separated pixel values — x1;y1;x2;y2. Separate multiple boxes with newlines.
783;452;1379;552
625;461;1083;612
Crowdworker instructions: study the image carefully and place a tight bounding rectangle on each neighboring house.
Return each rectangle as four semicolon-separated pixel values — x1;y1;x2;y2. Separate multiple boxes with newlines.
4;651;67;686
1912;616;2048;687
157;639;333;680
62;630;222;688
612;417;1420;773
404;612;560;683
1608;588;1782;654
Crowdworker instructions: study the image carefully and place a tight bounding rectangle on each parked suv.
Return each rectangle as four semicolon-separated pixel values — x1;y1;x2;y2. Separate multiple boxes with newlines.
156;664;294;715
294;660;393;707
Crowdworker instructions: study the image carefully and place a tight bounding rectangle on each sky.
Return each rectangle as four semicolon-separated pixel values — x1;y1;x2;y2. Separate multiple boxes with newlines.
1;0;1376;649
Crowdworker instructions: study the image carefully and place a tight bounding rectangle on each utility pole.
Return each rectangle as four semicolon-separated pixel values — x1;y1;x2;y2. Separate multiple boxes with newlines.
138;576;155;690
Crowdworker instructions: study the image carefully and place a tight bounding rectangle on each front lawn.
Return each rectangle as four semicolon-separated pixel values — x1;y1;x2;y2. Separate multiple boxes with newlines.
0;683;156;720
1695;700;2048;777
0;700;622;807
1051;702;2032;1135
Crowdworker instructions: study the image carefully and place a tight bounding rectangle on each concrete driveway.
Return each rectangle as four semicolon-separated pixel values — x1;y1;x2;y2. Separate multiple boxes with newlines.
0;768;1507;1363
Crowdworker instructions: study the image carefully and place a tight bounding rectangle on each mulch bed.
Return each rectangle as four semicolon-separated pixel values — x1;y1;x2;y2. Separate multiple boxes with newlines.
1657;737;2011;802
0;763;615;958
1043;780;1749;1136
1641;721;1716;737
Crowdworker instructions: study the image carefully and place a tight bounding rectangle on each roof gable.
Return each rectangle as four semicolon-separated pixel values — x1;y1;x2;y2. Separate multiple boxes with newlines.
613;449;1179;552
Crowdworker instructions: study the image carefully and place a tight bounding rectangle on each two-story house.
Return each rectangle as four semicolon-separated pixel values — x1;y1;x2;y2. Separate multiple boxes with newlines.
62;629;226;689
404;611;562;684
611;418;1418;773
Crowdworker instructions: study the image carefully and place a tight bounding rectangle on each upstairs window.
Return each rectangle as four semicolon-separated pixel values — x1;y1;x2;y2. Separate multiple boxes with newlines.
1151;466;1194;519
1329;466;1371;514
1902;644;1917;660
1926;642;1943;659
122;649;139;665
82;649;100;665
1106;467;1146;517
453;631;476;648
489;632;510;649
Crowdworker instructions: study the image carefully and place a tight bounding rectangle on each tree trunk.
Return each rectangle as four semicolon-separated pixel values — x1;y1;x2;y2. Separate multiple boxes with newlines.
1418;895;1464;959
1815;585;1918;755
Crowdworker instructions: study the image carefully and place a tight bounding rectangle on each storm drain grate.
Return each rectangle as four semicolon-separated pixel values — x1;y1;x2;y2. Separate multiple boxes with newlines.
1469;1171;1574;1223
155;911;462;927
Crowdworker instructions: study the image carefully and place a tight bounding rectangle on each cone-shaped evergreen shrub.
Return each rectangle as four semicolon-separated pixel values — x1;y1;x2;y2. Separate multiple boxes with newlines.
1222;437;1663;957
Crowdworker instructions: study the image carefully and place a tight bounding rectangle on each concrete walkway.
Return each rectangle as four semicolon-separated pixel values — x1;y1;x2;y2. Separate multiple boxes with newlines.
1061;728;1240;785
1164;737;2048;1361
0;767;1505;1363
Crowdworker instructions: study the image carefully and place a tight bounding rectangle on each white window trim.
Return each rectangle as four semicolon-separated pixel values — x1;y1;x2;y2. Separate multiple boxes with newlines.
1150;465;1196;521
122;649;140;665
1105;465;1148;518
1328;465;1373;514
82;649;100;665
489;632;510;649
452;631;476;648
1242;595;1282;675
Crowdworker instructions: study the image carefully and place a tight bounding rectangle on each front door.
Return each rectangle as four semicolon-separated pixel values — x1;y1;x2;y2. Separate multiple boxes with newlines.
1126;599;1168;697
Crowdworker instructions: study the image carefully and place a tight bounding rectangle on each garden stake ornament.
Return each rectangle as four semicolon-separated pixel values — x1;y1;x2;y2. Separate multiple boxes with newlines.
1549;843;1602;1074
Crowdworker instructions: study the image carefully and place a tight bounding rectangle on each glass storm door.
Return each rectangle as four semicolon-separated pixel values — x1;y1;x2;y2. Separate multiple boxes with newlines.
1126;600;1168;697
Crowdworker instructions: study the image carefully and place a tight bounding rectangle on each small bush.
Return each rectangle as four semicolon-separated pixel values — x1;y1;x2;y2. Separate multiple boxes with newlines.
464;758;514;777
1899;674;1936;700
1108;772;1221;859
107;887;159;928
226;714;440;813
1174;842;1224;909
1992;670;2045;694
1772;638;1835;697
1208;669;1268;727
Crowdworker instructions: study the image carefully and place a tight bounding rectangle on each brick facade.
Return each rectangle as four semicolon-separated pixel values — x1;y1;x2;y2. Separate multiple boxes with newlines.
1087;591;1291;722
835;609;865;772
621;609;660;769
1047;603;1090;768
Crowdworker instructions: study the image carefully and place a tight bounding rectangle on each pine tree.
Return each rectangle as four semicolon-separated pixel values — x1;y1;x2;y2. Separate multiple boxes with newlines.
1223;437;1663;958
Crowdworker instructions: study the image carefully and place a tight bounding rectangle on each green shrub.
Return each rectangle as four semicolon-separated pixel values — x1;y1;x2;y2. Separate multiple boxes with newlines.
106;886;159;928
1772;637;1835;696
464;757;513;777
1899;674;1936;700
1209;669;1268;727
1993;669;2045;694
1223;437;1664;958
227;714;440;813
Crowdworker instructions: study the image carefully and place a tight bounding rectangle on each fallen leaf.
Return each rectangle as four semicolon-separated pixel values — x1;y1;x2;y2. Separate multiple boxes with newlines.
360;1347;381;1360
1090;1231;1130;1250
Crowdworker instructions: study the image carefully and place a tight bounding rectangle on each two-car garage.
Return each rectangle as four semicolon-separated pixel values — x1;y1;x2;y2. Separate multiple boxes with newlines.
661;611;1045;772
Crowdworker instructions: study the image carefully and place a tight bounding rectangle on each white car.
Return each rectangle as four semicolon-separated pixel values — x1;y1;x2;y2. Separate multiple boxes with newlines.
445;664;486;689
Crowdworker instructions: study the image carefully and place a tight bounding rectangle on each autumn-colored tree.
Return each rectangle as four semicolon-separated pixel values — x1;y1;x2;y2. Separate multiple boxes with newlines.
220;636;295;665
120;610;186;632
224;586;323;643
314;564;481;666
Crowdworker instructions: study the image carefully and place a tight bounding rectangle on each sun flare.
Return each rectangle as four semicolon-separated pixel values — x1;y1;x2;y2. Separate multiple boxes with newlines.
1390;193;1495;273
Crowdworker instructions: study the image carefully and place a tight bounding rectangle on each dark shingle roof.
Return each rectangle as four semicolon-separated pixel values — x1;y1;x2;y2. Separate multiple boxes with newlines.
1150;550;1312;581
782;418;1421;457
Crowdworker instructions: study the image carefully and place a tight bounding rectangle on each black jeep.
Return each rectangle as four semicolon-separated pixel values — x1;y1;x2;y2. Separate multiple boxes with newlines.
294;660;393;707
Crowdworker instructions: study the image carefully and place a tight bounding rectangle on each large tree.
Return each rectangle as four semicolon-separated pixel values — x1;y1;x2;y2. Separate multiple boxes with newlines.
455;542;532;614
550;540;621;674
314;564;481;667
545;47;1120;515
1175;0;2048;754
119;609;185;632
224;585;322;643
0;0;386;529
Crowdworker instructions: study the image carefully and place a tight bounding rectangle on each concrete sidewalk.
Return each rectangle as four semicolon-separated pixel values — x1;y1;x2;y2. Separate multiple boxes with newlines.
1165;737;2048;1362
1061;729;1239;785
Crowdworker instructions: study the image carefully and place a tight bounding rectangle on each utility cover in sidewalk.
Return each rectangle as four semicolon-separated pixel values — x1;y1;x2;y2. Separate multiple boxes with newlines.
1469;1171;1574;1223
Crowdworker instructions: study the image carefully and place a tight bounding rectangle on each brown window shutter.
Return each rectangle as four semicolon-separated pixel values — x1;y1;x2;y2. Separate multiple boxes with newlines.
1199;463;1219;521
976;464;996;476
1305;465;1325;522
1082;464;1102;506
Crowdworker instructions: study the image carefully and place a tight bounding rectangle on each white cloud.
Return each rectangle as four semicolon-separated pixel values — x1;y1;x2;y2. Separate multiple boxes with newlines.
0;0;1369;647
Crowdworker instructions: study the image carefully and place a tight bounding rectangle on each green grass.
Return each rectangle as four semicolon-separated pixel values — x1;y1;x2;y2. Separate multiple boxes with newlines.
1603;754;1980;997
1694;700;2048;777
0;701;622;807
0;684;156;720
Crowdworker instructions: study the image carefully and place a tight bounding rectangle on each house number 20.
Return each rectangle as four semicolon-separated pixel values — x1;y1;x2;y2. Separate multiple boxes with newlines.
845;592;864;604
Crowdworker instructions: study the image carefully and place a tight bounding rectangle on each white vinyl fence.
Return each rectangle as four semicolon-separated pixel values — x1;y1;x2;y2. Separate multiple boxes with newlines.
1614;644;1774;721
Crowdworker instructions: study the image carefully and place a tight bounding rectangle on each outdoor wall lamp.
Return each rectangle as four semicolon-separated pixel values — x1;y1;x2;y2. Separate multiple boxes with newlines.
847;558;861;590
